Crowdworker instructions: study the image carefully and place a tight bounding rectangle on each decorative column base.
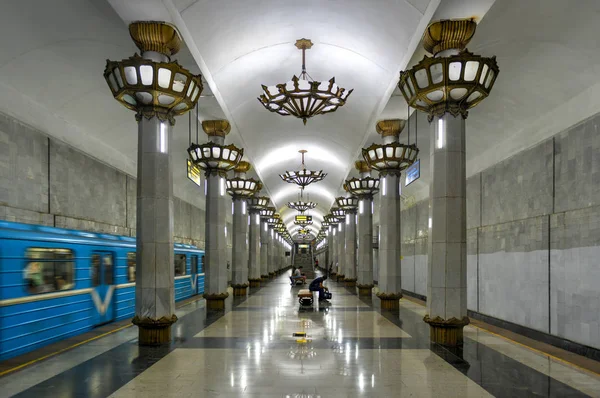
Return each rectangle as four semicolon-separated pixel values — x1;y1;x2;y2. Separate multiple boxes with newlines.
357;284;374;297
249;278;261;288
330;272;337;278
132;314;178;346
261;274;269;281
376;292;402;310
204;292;229;310
232;283;248;296
424;315;470;346
344;278;357;288
269;272;275;279
336;274;345;283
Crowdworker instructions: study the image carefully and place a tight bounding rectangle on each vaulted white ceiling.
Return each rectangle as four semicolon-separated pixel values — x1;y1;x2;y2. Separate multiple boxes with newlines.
1;0;599;240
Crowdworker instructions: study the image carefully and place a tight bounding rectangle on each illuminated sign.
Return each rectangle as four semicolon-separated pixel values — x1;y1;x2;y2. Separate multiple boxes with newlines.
187;159;202;187
299;244;309;248
295;215;312;223
405;159;420;186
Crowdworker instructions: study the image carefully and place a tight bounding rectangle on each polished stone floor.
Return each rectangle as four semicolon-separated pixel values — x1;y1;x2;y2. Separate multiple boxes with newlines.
2;271;600;397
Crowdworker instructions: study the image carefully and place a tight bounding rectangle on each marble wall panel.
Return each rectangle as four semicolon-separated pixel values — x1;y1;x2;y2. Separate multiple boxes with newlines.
554;113;600;213
49;140;127;227
551;206;600;349
467;228;478;312
0;112;49;213
481;139;553;226
478;216;550;332
466;173;481;230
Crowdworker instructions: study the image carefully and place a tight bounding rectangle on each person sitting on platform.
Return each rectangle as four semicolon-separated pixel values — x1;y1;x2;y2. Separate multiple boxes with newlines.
309;275;329;302
290;266;306;285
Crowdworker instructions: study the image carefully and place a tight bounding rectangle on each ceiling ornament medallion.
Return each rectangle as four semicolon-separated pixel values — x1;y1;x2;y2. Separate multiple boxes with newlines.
280;150;327;189
104;21;203;124
398;19;499;121
258;38;353;125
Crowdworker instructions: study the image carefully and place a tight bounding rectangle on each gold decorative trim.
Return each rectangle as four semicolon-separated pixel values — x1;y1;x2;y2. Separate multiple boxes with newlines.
357;284;374;297
248;278;262;288
234;161;251;173
355;160;371;173
129;21;181;56
295;38;313;50
202;120;231;137
132;314;178;345
423;315;470;346
423;19;477;56
204;292;230;300
377;292;402;310
376;119;406;137
231;283;249;288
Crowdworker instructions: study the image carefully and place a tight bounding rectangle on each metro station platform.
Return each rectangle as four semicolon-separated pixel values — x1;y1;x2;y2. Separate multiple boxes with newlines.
1;272;600;398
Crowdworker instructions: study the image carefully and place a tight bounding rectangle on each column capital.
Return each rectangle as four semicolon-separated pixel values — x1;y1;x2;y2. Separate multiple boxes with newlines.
202;120;231;137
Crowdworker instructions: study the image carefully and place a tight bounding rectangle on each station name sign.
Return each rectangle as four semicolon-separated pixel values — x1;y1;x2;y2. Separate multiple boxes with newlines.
187;159;202;187
405;159;420;186
295;215;312;222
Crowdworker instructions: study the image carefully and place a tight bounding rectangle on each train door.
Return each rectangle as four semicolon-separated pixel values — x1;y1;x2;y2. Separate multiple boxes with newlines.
191;254;199;295
91;251;115;325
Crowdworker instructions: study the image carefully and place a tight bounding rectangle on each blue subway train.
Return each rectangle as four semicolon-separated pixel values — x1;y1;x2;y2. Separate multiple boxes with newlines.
0;220;204;361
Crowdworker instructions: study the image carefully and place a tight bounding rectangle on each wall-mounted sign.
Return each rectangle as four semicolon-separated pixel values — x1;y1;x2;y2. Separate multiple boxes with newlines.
187;159;202;187
298;244;309;248
405;159;420;186
295;215;312;223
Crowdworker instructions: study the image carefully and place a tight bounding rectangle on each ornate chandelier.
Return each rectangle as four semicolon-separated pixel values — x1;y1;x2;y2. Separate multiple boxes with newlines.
287;189;317;213
398;19;499;121
258;38;353;125
280;150;326;188
104;22;203;124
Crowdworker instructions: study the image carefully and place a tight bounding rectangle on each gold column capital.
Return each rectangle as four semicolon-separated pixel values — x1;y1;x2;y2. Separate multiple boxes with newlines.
129;21;181;56
202;120;231;137
234;160;251;173
423;19;477;56
376;119;406;137
355;160;371;173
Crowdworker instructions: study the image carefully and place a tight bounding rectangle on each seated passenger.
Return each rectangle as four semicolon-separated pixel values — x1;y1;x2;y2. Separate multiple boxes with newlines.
291;267;306;284
308;275;329;302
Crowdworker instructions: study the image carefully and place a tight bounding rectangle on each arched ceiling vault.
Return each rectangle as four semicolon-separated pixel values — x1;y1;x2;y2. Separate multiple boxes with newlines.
2;0;598;243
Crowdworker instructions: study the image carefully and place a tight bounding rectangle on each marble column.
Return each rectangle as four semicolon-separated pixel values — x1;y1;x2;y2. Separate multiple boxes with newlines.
248;209;261;287
203;123;231;310
231;197;249;296
344;209;357;287
424;113;469;344
260;218;270;281
373;225;380;284
267;225;275;278
337;220;346;282
372;121;406;310
357;194;374;296
133;116;177;345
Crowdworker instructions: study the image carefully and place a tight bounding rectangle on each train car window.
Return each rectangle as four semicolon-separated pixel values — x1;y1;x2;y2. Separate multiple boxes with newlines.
127;252;136;282
104;254;114;285
24;248;74;294
91;254;101;286
175;254;186;276
191;255;198;275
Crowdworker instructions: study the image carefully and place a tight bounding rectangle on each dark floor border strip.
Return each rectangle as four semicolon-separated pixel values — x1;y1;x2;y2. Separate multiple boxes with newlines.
0;294;206;377
468;310;600;363
402;289;427;302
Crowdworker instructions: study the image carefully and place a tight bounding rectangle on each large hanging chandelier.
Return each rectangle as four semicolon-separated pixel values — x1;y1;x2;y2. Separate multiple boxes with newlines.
287;189;317;213
280;150;326;188
258;38;353;125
